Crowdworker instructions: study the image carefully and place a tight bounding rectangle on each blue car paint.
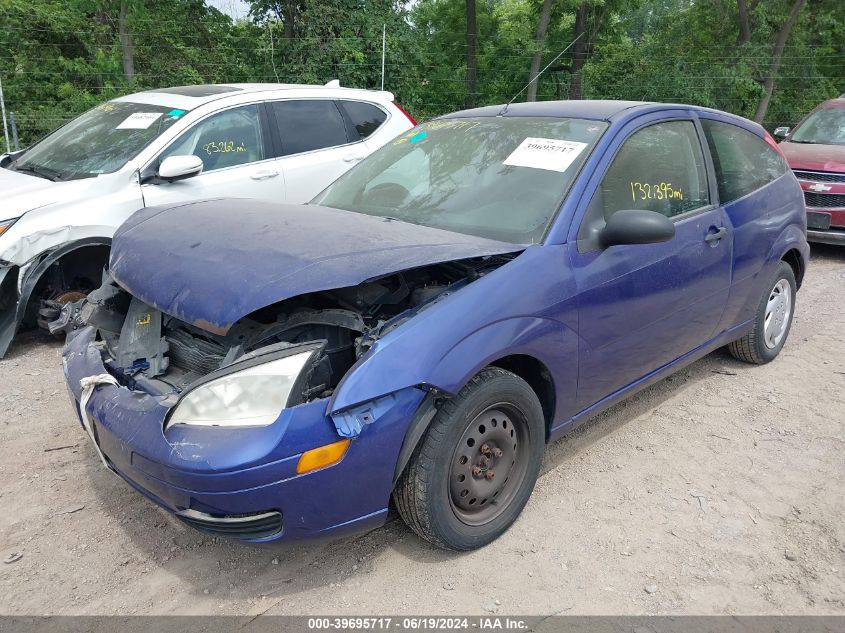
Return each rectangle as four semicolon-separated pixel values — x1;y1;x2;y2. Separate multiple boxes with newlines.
62;100;809;543
64;327;427;542
110;199;522;334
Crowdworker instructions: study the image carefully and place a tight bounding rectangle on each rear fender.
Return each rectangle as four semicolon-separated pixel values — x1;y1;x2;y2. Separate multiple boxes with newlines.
764;223;809;287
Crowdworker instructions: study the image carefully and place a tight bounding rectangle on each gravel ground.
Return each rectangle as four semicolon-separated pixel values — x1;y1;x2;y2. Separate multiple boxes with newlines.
0;245;843;616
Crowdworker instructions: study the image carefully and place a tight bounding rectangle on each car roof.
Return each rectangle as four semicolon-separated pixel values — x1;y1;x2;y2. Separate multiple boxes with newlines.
444;100;650;121
819;97;845;108
442;99;764;135
112;82;395;111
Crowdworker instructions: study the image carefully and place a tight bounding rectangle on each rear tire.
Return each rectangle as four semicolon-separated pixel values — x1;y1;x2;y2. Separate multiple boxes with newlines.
394;367;545;551
728;261;796;364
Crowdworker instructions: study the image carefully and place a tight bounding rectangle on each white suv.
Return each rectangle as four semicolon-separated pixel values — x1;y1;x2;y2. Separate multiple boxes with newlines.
0;82;416;357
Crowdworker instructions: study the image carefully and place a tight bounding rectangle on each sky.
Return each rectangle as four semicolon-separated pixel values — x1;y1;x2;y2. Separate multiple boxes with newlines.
206;0;251;20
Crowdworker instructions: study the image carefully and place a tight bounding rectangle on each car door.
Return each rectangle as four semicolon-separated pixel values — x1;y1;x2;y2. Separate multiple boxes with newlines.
141;103;283;206
268;99;365;203
570;116;732;410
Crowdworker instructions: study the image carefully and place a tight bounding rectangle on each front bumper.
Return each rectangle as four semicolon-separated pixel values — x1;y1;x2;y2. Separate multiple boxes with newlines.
807;227;845;245
62;327;425;543
0;265;20;358
805;208;845;246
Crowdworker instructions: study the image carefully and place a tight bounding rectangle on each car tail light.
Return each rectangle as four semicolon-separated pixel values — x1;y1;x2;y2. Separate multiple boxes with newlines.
764;131;787;158
392;100;417;126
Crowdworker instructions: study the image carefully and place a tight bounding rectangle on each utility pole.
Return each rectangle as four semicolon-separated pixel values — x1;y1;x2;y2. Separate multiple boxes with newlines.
9;112;19;151
381;24;386;91
0;76;10;154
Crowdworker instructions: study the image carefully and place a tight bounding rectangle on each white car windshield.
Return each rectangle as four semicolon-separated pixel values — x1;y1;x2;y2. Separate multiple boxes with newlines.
314;117;607;244
8;101;186;181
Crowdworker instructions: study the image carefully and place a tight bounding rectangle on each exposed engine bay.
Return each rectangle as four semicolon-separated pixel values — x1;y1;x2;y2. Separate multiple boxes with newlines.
56;254;517;401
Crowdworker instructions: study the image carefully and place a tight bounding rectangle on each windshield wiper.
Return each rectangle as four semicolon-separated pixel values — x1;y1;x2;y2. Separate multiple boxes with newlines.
12;164;64;181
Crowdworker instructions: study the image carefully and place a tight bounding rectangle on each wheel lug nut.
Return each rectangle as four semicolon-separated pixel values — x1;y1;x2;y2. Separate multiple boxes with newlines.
480;443;491;455
472;466;483;477
493;448;503;458
479;456;490;467
485;470;495;480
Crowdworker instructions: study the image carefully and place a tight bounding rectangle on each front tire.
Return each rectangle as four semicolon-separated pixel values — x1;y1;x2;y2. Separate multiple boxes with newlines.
394;367;545;551
728;261;796;364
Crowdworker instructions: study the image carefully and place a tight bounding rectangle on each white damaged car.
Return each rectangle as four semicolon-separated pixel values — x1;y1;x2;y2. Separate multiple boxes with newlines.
0;82;416;356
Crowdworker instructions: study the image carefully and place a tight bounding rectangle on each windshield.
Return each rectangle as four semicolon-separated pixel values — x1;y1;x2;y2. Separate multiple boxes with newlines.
790;107;845;145
9;101;187;181
313;117;607;243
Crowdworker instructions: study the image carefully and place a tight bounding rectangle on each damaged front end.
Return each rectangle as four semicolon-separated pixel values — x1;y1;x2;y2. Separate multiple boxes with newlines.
59;253;517;436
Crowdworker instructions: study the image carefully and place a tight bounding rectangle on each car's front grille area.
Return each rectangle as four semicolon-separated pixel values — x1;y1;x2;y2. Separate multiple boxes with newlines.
176;509;283;540
165;326;227;375
793;170;845;183
804;192;845;209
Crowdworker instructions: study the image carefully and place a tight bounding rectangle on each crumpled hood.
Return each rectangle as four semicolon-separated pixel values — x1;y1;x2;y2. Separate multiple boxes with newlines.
780;141;845;172
109;199;523;334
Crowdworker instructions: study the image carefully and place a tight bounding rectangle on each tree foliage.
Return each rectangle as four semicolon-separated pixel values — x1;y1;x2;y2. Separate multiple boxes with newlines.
0;0;842;147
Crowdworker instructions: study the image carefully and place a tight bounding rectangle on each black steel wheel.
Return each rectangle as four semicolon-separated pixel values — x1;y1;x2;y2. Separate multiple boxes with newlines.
448;404;531;526
394;367;545;551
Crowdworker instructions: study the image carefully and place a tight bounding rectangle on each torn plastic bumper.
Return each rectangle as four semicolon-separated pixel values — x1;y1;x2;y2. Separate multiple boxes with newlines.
62;327;426;542
0;265;19;358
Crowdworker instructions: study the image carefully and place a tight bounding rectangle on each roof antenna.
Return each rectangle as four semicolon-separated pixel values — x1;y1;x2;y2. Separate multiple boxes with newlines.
498;31;584;117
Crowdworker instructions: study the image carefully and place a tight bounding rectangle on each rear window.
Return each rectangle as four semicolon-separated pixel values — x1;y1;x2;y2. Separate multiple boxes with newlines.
271;100;349;155
701;119;789;203
340;101;388;139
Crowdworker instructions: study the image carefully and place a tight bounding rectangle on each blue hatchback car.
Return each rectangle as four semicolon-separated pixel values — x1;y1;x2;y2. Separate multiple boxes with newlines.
61;100;808;550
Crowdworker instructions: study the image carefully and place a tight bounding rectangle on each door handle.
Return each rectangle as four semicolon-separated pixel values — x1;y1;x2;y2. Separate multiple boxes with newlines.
705;226;728;243
343;154;364;163
250;169;280;181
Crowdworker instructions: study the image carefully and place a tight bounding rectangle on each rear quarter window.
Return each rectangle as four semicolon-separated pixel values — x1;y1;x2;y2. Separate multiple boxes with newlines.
701;119;789;204
340;101;388;139
272;100;349;155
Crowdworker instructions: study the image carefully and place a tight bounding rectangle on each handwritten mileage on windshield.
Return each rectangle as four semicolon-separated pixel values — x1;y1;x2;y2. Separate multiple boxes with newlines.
203;141;246;155
630;181;684;202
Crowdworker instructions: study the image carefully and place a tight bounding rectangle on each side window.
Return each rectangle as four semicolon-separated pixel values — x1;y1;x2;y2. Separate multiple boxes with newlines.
701;119;789;204
158;105;265;172
578;120;710;249
271;100;349;155
339;100;388;139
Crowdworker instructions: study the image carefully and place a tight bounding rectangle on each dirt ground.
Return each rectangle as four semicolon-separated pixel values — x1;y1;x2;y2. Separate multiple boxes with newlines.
0;245;843;617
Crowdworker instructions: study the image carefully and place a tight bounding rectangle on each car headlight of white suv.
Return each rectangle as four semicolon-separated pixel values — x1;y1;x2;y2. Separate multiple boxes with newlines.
0;217;18;238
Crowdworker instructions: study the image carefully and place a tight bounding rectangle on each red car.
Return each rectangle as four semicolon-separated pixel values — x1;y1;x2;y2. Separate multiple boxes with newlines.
775;95;845;245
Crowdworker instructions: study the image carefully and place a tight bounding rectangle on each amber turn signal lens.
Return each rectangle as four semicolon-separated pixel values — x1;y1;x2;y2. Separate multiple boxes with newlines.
296;439;351;474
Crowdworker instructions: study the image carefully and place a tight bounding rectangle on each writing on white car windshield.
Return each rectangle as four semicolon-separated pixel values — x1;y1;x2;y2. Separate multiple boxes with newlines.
8;102;186;181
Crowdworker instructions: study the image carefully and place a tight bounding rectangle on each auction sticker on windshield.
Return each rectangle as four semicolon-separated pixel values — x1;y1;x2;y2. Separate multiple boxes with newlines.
503;138;588;173
116;112;163;130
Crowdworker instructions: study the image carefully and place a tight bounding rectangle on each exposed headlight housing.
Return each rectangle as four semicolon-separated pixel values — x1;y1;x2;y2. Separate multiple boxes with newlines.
0;218;18;238
165;347;319;431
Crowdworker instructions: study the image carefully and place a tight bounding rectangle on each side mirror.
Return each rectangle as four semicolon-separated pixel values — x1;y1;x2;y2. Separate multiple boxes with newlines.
158;155;203;182
773;126;790;140
600;209;675;248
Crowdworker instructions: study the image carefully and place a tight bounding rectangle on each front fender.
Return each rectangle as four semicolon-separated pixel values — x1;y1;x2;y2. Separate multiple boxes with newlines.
328;245;580;425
